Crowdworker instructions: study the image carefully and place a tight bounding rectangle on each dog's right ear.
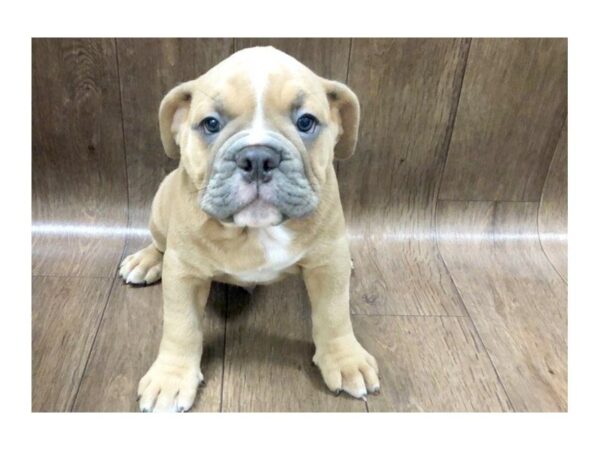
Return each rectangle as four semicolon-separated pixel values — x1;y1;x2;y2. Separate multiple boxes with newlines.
320;79;360;160
158;80;196;159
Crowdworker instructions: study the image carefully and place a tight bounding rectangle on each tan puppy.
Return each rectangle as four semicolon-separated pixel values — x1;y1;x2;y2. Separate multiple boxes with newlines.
119;46;379;412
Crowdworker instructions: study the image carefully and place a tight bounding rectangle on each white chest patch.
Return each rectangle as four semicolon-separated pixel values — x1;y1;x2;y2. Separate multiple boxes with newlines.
232;225;303;283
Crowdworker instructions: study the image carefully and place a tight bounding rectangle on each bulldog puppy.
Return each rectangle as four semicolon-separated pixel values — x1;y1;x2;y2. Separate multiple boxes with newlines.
119;46;379;412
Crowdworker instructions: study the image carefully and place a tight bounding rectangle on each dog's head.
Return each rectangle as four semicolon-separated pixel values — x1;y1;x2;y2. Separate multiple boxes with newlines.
159;46;359;228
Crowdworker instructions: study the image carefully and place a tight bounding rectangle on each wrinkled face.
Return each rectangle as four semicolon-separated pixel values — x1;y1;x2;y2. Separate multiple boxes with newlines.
159;47;359;228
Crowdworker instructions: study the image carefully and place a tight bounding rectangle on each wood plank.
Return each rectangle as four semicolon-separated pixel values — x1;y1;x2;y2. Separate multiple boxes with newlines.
539;120;568;282
234;38;350;81
73;237;226;412
348;238;465;316
116;38;234;228
222;276;365;412
436;201;567;411
439;38;567;201
353;315;512;411
340;39;470;315
32;276;111;411
32;38;128;277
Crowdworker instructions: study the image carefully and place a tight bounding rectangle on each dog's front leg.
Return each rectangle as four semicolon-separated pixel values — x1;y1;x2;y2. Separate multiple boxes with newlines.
137;250;209;412
303;250;380;399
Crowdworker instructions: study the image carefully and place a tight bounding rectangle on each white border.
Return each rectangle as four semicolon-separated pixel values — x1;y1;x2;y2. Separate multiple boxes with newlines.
2;1;599;449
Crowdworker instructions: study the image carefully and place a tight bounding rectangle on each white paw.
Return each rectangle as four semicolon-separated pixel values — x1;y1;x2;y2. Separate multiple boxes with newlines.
313;336;380;399
119;245;163;285
138;358;203;413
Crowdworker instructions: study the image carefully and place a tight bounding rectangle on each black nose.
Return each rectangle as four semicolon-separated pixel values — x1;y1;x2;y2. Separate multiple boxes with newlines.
235;146;281;182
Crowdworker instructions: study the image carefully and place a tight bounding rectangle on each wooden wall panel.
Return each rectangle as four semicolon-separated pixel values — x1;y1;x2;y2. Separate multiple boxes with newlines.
116;38;234;228
539;120;568;281
32;39;128;276
436;201;567;411
340;39;470;315
439;38;567;201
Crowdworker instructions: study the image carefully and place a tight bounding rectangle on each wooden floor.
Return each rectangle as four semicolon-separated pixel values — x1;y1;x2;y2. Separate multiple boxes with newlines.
32;38;567;412
31;198;567;412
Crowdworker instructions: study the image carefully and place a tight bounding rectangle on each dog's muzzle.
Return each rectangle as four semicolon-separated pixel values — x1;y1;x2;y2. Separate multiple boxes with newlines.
200;131;319;227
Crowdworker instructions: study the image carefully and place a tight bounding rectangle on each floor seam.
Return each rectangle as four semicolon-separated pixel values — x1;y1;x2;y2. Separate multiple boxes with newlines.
536;113;568;285
536;207;568;285
351;313;465;318
32;274;113;280
438;199;541;203
68;264;124;411
431;37;472;321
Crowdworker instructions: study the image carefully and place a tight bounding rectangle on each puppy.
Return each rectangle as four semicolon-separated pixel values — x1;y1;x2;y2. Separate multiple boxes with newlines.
119;46;379;412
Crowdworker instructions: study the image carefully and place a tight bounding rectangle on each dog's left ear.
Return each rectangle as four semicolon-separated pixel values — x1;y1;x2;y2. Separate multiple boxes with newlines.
322;79;360;160
158;80;196;159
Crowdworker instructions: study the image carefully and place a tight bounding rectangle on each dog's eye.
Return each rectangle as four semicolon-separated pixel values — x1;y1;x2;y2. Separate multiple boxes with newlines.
200;117;222;134
296;114;318;134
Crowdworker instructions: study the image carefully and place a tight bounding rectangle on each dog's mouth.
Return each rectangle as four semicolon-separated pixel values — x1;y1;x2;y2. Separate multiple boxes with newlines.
231;198;284;227
226;182;285;227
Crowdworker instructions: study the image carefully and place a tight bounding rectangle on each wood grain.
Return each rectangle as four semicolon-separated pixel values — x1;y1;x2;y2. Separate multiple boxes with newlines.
32;39;128;277
32;276;111;412
353;315;512;411
222;276;365;412
439;38;567;201
341;39;470;315
436;201;567;411
539;120;568;282
72;239;226;412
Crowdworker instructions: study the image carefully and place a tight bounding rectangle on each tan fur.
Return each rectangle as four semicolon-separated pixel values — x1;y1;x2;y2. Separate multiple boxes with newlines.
120;47;379;412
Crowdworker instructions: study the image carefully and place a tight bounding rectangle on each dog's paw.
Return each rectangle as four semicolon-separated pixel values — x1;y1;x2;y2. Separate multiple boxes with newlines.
138;358;203;413
313;336;380;399
119;244;163;285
